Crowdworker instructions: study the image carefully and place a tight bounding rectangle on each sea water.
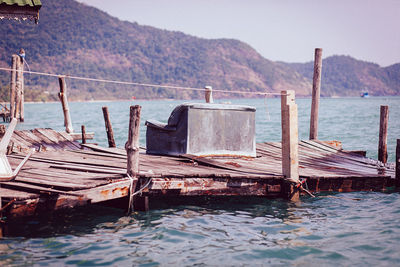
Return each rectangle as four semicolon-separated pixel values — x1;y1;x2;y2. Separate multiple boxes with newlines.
0;96;399;266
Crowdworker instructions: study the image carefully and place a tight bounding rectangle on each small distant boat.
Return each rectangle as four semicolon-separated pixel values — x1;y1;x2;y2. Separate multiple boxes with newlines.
361;92;369;98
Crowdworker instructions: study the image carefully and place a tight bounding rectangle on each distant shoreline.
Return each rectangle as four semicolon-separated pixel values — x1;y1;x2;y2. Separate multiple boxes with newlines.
21;95;400;104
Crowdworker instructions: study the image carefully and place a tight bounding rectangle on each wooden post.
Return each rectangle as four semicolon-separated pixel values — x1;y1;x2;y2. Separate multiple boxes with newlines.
20;61;24;122
378;105;389;163
281;90;300;201
58;76;74;133
14;55;24;121
81;125;86;144
9;55;17;120
126;105;142;212
309;48;323;140
205;86;213;103
396;139;400;187
135;195;149;211
102;106;116;148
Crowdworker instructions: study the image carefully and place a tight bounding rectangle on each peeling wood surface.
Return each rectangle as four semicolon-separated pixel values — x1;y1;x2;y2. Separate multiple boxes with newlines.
2;128;87;152
0;138;395;219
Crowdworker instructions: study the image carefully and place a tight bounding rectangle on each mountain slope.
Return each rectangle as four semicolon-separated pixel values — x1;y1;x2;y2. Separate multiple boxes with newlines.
286;56;399;97
0;0;311;101
0;0;398;101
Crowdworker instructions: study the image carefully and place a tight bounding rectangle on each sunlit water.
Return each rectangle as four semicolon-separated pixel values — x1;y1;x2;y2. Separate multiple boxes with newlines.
1;96;399;266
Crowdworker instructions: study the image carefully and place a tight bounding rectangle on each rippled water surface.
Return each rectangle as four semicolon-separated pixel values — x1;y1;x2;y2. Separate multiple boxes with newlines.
1;96;400;266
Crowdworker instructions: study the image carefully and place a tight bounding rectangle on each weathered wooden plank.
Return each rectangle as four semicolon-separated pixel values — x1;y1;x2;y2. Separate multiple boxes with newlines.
49;164;126;175
35;128;77;150
67;132;95;141
0;187;38;200
0;181;85;196
7;195;89;219
81;143;127;156
42;129;82;150
75;180;131;203
13;175;94;190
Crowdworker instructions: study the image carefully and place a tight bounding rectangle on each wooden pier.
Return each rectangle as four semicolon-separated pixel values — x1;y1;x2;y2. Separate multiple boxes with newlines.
0;48;397;226
0;134;395;220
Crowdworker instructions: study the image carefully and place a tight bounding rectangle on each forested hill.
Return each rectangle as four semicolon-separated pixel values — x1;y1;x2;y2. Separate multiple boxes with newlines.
0;0;398;101
287;56;400;97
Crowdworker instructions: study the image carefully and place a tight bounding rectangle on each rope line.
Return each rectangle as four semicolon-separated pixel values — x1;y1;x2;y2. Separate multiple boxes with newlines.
0;67;284;96
126;173;152;213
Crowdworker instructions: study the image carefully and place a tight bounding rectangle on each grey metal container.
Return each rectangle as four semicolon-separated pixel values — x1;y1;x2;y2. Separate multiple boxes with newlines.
145;103;256;157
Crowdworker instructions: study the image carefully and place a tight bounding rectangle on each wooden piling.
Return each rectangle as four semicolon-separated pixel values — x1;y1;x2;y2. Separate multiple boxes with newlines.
378;105;389;163
135;196;149;211
14;56;24;121
20;64;24;122
309;48;323;140
281;90;299;201
205;86;213;104
81;125;86;144
126;105;142;212
58;76;73;133
9;55;17;120
396;139;400;187
19;49;25;122
102;106;116;148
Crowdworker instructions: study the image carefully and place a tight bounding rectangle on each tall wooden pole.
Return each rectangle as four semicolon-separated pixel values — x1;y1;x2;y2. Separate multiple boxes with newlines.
378;105;389;163
14;56;24;121
58;76;74;133
281;90;299;201
309;48;323;140
102;106;116;148
20;59;24;122
126;105;141;177
396;139;400;187
126;105;142;213
10;55;17;120
205;86;213;103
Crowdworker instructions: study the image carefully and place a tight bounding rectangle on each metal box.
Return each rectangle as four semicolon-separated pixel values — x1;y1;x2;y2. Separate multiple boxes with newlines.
145;103;256;157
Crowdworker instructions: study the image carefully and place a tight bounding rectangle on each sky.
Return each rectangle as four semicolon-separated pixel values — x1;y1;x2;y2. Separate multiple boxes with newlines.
78;0;400;67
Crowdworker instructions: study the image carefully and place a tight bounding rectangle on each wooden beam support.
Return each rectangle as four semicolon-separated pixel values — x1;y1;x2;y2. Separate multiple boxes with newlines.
102;106;116;148
378;105;389;163
310;48;323;140
58;76;73;133
134;196;149;211
281;90;300;201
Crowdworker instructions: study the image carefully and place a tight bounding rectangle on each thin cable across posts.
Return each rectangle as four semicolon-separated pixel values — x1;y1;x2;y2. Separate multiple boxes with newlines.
0;67;283;97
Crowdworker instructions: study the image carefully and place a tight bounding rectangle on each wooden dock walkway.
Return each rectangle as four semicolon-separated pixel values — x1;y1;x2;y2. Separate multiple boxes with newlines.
0;135;395;219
